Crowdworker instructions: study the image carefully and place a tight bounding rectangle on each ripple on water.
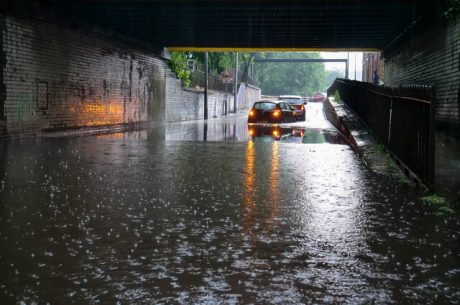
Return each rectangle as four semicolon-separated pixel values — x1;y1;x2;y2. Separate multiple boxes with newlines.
0;135;458;304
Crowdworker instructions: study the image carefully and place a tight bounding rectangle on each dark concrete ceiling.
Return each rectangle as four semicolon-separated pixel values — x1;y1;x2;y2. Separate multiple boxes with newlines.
5;0;443;50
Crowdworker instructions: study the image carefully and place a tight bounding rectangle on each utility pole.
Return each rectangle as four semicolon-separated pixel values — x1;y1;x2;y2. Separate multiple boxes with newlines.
346;52;349;79
224;82;228;115
233;52;238;113
354;52;357;80
204;52;208;120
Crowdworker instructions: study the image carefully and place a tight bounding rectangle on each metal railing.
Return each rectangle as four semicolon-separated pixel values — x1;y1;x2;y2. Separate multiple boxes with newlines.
190;71;234;92
189;71;257;93
328;79;435;187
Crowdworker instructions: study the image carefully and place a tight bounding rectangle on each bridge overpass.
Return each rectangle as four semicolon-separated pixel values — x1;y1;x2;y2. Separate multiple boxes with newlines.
3;0;441;50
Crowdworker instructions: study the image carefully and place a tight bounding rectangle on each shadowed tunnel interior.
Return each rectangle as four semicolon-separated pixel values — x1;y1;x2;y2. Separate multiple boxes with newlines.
1;1;460;304
4;0;441;50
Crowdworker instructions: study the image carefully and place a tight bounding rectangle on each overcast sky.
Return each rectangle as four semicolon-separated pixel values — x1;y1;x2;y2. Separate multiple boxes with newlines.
320;52;363;81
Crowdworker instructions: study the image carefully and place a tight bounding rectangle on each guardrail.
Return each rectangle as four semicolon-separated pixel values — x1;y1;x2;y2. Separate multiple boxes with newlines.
328;78;435;187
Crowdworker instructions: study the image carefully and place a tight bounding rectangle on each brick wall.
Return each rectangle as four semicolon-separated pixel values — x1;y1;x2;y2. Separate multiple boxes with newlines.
165;74;231;122
165;74;261;122
241;84;262;110
384;18;460;193
384;18;460;125
1;14;168;138
0;15;6;136
362;52;383;84
1;14;262;139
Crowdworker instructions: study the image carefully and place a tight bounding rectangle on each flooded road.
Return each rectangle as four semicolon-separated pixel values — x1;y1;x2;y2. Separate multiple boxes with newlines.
0;103;459;304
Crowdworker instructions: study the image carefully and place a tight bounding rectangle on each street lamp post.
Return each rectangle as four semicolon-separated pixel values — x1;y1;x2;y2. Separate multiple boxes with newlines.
222;71;233;116
204;52;208;120
234;53;238;113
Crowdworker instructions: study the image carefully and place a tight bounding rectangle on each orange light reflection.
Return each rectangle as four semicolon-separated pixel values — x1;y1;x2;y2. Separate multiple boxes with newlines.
268;142;280;224
243;141;280;234
72;101;126;126
243;141;256;230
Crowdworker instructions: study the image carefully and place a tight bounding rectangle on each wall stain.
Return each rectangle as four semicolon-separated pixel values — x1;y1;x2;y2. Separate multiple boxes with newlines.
129;58;133;104
78;85;86;103
102;79;109;97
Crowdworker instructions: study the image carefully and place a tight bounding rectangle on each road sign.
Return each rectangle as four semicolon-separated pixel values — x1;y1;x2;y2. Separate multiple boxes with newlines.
222;72;233;84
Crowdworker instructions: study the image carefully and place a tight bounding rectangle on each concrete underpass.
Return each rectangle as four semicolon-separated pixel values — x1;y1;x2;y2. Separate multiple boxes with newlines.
0;1;459;304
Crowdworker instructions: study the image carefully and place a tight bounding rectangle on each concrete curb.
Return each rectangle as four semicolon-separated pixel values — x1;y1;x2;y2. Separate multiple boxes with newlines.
39;109;252;139
324;98;410;182
39;121;158;138
323;99;359;151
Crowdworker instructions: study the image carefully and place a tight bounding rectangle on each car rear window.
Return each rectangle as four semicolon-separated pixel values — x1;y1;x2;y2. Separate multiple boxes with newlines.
283;98;303;105
254;102;276;110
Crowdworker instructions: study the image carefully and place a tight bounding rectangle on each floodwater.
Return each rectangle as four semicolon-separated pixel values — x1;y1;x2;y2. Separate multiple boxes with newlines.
0;103;459;304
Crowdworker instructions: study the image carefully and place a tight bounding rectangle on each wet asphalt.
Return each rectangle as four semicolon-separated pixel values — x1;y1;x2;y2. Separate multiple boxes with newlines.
0;103;459;304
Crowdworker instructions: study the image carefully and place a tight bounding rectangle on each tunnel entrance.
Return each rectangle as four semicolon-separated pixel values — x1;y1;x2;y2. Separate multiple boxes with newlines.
1;2;459;304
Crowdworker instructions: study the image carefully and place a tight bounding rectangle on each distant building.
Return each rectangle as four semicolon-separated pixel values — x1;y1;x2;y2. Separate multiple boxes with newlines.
362;52;383;84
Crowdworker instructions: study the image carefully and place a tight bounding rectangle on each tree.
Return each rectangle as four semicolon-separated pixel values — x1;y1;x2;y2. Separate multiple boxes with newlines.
325;68;344;88
169;51;326;94
169;52;192;87
192;52;234;74
253;52;326;96
169;51;256;87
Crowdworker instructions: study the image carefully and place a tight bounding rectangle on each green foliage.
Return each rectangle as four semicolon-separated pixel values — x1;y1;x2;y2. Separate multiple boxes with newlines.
177;69;191;88
332;90;342;103
421;194;447;205
253;52;326;96
169;52;191;87
192;52;242;74
170;51;256;88
421;194;456;215
170;51;327;94
326;69;344;88
208;52;233;74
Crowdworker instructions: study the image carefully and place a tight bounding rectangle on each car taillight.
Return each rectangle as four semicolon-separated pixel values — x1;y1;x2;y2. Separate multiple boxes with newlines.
273;110;281;117
248;128;254;136
273;130;280;137
249;110;255;116
300;105;304;111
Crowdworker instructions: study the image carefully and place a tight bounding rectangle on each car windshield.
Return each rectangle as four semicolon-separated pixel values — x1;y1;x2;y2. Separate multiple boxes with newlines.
253;102;277;110
282;98;303;105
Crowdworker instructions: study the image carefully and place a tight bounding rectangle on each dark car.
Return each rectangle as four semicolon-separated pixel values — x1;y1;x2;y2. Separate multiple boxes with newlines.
248;100;296;123
279;95;306;121
248;125;304;142
309;92;327;103
247;125;291;141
